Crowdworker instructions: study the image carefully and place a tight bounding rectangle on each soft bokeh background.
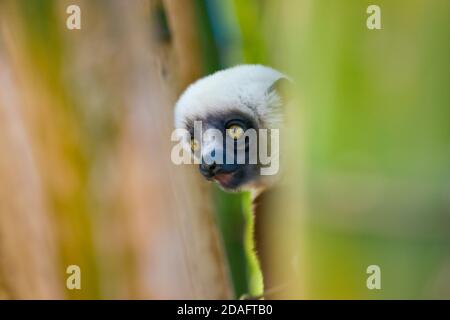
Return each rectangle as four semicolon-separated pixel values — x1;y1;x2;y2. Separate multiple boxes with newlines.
0;0;449;299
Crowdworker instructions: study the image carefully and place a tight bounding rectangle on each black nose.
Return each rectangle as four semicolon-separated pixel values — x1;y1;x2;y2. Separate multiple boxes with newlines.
199;162;218;178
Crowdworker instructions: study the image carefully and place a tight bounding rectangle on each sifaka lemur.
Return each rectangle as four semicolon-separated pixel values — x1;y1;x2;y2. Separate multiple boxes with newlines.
174;65;291;298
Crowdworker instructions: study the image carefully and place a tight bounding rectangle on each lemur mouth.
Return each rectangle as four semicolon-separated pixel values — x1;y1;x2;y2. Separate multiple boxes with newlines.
213;172;235;186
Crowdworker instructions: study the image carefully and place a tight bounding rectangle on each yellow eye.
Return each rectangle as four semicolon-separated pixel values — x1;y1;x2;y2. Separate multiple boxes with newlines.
190;139;200;151
226;124;244;140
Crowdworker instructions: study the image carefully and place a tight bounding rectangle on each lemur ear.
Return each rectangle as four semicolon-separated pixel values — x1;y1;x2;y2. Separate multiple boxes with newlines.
266;77;293;105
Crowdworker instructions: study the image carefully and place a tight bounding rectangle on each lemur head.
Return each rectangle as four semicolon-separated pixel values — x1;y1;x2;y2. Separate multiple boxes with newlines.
174;65;289;193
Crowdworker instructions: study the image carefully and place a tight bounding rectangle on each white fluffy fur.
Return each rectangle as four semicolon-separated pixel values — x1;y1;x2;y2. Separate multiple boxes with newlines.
174;65;286;130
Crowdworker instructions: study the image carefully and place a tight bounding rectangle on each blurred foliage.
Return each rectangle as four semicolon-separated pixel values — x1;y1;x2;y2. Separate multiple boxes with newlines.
13;0;101;298
274;0;450;298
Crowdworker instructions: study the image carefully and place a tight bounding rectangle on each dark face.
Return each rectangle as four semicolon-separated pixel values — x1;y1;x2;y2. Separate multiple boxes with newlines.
185;110;263;192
